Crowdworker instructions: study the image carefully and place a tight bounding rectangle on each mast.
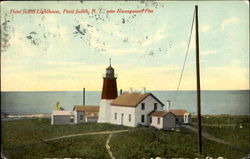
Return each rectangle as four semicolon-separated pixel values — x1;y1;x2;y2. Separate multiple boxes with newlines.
195;5;202;154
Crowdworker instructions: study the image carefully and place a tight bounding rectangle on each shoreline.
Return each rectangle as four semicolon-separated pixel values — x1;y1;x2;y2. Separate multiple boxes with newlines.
1;114;50;121
1;114;249;122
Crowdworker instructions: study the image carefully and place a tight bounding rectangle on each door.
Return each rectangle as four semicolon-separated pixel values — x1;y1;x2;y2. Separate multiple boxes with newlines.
121;113;124;125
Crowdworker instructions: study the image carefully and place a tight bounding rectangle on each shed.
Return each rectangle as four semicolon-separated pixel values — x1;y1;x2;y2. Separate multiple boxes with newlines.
51;110;74;125
73;105;100;123
149;111;176;130
169;109;191;124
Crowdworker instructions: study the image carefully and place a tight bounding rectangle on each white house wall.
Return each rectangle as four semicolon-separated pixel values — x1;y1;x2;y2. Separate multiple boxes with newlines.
87;117;98;123
135;95;163;126
151;116;163;129
51;114;54;125
98;99;113;123
184;114;192;124
111;106;136;127
52;115;71;125
74;111;77;124
75;111;85;124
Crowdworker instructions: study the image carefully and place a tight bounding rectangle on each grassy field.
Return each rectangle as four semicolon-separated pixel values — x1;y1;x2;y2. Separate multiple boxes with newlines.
192;115;250;150
3;135;110;159
1;118;132;159
1;116;249;159
110;127;247;158
192;115;249;125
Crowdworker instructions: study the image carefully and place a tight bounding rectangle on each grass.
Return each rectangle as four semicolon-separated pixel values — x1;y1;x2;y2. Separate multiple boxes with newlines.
1;118;132;159
3;135;110;159
2;118;132;148
192;115;249;125
109;127;247;158
1;116;249;159
192;115;250;150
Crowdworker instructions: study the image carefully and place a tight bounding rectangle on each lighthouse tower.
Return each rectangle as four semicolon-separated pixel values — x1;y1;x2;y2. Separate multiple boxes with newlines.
98;59;118;123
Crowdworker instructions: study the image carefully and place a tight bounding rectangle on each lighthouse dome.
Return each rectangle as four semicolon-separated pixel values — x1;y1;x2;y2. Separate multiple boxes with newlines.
105;65;114;78
104;58;116;78
106;65;114;70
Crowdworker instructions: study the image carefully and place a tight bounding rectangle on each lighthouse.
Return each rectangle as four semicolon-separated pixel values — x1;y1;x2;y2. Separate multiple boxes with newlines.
98;58;118;123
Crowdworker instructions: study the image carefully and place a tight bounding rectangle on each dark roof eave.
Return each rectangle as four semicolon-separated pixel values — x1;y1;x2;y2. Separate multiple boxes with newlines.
111;104;136;107
150;111;176;117
111;93;164;107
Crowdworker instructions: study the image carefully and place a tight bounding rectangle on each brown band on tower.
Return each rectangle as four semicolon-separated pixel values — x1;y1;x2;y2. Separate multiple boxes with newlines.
101;78;118;99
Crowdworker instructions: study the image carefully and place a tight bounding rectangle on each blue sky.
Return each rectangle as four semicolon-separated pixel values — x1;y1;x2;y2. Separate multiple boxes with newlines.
1;1;249;91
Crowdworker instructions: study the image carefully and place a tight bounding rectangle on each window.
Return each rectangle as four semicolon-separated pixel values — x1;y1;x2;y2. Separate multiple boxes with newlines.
129;114;131;122
141;103;145;110
141;115;145;123
115;113;117;120
80;115;83;120
157;117;160;124
154;103;157;110
150;117;152;123
70;116;74;123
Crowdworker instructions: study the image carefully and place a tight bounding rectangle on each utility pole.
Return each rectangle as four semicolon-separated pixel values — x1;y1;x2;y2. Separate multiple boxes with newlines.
195;5;202;154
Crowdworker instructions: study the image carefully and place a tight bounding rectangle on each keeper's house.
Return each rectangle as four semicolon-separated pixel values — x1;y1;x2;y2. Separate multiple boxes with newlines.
110;92;164;127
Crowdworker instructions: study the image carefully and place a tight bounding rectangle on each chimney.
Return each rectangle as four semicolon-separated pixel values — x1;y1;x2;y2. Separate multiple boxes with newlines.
129;87;133;93
141;87;146;94
167;100;171;111
83;88;85;106
120;89;123;95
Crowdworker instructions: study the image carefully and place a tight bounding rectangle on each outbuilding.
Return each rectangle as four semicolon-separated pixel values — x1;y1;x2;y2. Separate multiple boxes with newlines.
169;109;191;125
73;105;100;124
149;111;176;130
51;110;74;125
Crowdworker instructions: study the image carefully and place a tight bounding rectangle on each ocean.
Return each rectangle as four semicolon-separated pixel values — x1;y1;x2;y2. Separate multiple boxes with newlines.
1;90;249;116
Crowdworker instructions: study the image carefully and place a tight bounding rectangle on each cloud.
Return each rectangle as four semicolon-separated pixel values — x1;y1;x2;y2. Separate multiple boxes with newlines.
200;25;211;33
104;47;144;56
118;66;188;91
45;16;70;43
141;27;167;46
201;50;216;55
221;17;240;31
3;28;40;60
201;66;249;90
77;21;168;56
1;62;107;91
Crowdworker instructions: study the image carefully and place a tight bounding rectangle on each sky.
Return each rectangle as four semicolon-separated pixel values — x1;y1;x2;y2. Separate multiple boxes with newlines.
1;1;249;91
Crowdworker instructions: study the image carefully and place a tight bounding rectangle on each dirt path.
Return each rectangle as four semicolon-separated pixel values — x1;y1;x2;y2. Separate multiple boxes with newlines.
44;130;131;142
183;125;250;153
43;129;130;159
105;133;116;159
